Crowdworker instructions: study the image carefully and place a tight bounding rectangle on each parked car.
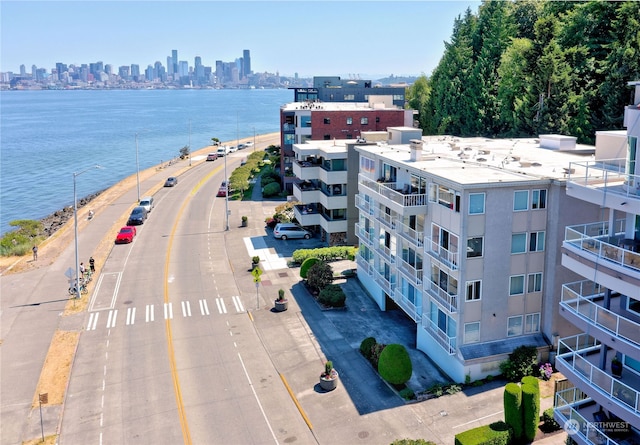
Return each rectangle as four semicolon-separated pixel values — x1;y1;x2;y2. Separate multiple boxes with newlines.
206;153;218;161
228;145;238;153
216;181;228;197
237;143;246;150
244;141;254;148
216;146;229;157
115;226;137;244
273;223;311;240
164;176;178;187
139;196;154;213
127;206;148;225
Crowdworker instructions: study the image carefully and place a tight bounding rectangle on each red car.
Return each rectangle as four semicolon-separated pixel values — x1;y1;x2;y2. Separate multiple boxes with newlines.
216;181;228;197
115;226;137;244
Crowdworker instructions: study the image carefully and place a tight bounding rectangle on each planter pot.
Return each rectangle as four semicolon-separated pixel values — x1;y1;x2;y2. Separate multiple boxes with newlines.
241;220;248;227
319;370;339;391
612;361;623;378
274;299;288;312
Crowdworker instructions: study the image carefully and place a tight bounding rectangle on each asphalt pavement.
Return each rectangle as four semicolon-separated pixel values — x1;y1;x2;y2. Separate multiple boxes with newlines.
1;149;563;445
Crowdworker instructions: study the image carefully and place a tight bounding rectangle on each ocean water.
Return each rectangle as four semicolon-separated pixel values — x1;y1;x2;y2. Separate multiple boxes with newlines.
0;88;290;235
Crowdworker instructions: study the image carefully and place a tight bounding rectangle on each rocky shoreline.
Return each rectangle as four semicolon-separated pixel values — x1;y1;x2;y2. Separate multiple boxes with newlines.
39;190;104;237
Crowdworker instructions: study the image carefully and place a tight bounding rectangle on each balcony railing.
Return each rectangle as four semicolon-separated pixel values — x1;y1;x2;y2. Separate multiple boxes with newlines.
561;280;640;347
375;210;396;229
569;159;640;199
564;220;640;272
375;244;396;264
557;334;640;417
373;268;395;294
359;174;428;208
426;281;458;313
398;258;423;286
356;255;373;276
425;236;459;270
355;194;374;216
422;318;456;355
555;387;619;445
393;288;421;322
355;223;375;246
396;221;424;247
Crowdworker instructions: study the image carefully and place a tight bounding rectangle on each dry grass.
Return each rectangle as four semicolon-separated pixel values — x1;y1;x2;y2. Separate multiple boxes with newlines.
23;435;58;445
32;331;79;407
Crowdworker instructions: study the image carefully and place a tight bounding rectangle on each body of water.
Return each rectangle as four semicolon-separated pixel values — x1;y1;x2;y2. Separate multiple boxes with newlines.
0;88;290;235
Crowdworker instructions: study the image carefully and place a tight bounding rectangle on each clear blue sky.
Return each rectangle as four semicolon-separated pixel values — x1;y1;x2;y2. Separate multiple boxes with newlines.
1;1;481;78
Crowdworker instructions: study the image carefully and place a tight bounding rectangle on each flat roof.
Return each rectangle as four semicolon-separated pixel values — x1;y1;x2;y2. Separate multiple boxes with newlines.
281;101;401;112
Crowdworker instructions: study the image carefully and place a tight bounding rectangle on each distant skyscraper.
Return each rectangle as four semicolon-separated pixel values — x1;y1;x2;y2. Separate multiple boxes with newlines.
130;64;140;81
171;50;178;77
167;56;173;76
243;49;251;78
19;65;26;77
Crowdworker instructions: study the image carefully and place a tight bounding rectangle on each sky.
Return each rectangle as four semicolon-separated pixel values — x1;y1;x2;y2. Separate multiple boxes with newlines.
1;1;481;79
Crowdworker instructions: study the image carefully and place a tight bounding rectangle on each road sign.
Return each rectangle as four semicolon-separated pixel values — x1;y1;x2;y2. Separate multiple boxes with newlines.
251;267;262;279
39;393;48;404
65;267;75;279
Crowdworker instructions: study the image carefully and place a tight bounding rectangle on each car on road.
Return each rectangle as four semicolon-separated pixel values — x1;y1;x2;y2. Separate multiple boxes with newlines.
228;145;238;153
273;223;311;240
206;153;218;161
127;206;148;225
216;146;229;157
237;143;246;150
245;141;254;148
216;181;228;197
115;226;137;244
164;176;178;187
139;196;154;213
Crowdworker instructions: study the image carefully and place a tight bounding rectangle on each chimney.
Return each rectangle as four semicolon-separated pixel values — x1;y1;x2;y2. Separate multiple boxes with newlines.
409;139;423;161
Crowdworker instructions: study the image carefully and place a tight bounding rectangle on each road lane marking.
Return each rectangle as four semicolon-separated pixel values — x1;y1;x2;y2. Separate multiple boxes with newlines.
87;312;99;330
181;301;192;317
215;297;227;314
106;310;118;328
126;307;136;325
164;302;173;319
146;304;154;322
199;299;209;315
232;296;244;312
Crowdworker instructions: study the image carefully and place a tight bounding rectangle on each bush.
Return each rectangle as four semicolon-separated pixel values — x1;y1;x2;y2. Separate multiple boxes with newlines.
292;246;358;264
398;387;415;401
521;375;540;392
499;345;538;382
503;383;523;440
390;440;436;445
370;343;386;368
522;383;540;442
1;219;45;257
300;257;320;279
318;284;346;307
542;408;560;432
454;421;513;445
260;169;281;186
378;344;412;386
360;337;377;360
262;182;281;197
307;261;333;291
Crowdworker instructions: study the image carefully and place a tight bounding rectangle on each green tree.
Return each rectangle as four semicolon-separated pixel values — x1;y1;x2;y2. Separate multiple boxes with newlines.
503;383;523;440
306;261;333;291
406;75;431;130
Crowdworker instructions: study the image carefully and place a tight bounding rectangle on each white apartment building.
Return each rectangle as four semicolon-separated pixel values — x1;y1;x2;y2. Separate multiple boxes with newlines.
354;130;606;383
553;81;640;443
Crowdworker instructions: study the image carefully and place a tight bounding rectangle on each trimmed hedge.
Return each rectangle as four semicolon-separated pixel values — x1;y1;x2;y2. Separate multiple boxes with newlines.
292;246;357;264
522;383;540;442
360;337;377;360
503;383;523;440
300;257;320;279
317;284;346;307
521;375;540;391
541;408;561;432
378;344;412;385
454;421;513;445
262;182;281;197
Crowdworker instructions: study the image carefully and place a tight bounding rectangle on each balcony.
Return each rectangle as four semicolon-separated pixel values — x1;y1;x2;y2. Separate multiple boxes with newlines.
567;159;640;214
355;194;374;216
425;281;458;313
373;268;395;295
375;244;396;264
396;221;424;248
292;180;321;203
554;387;638;445
374;209;396;230
425;236;459;270
392;288;421;322
560;280;640;354
555;334;640;428
355;222;375;246
358;174;428;215
422;317;456;355
356;255;373;276
397;258;423;287
292;159;321;181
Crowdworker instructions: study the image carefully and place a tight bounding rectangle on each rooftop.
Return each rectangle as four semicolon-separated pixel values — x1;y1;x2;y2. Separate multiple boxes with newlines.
281;101;402;112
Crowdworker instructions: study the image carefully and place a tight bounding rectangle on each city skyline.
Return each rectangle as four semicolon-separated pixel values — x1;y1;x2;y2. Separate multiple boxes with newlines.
1;1;481;79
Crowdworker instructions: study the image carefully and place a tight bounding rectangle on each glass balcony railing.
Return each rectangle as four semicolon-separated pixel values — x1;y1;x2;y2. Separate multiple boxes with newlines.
425;236;459;270
375;244;396;264
355;194;374;216
398;258;423;286
392;288;421;322
425;281;458;313
555;387;619;445
354;223;375;246
359;174;428;208
568;159;640;199
422;318;456;355
396;221;424;247
373;268;395;294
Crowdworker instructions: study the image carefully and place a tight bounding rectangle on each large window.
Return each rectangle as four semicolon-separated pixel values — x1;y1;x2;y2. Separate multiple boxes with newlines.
525;313;540;333
469;193;485;214
360;156;375;173
464;322;480;343
509;275;525;296
344;94;355;101
508;316;523;337
465;280;481;301
514;191;529;211
511;233;527;254
527;273;543;293
467;237;483;258
532;190;547;209
529;231;545;252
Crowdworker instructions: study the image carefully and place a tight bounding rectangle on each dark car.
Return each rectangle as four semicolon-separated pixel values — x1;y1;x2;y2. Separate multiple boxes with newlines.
164;177;178;187
127;206;148;225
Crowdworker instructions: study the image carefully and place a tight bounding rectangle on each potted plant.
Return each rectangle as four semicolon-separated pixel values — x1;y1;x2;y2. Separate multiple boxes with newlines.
274;288;288;312
611;356;623;378
319;360;339;391
251;256;260;269
241;215;248;227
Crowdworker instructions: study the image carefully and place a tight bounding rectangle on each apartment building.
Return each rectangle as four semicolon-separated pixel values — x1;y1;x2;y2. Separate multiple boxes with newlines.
290;76;407;107
354;131;605;383
553;81;640;444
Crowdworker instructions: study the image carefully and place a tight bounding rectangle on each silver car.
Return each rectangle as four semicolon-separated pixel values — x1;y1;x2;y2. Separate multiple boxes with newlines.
273;223;311;240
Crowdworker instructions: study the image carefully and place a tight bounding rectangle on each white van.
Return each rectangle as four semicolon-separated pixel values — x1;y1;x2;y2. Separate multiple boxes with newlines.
216;146;230;157
139;196;154;213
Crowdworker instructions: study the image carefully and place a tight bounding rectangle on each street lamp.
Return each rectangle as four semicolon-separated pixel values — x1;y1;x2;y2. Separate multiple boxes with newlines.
135;133;141;202
73;165;102;299
252;126;256;152
188;119;192;167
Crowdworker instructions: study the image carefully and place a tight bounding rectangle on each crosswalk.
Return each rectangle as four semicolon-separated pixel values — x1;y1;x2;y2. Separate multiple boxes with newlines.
86;296;245;331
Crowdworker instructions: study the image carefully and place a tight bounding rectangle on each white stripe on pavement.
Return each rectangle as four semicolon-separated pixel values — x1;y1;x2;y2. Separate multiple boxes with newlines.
199;299;210;315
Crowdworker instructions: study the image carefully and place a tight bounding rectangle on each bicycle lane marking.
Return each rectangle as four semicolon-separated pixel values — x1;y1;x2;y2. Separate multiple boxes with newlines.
88;272;123;312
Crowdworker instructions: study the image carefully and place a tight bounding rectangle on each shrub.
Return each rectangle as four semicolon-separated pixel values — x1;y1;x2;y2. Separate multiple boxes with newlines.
542;408;561;432
503;383;523;440
454;421;513;445
318;284;346;307
499;345;538;382
398;387;415;401
262;182;281;197
390;439;436;445
292;246;358;264
521;375;540;392
370;343;386;368
307;261;333;291
260;169;281;186
445;384;462;395
360;337;377;360
522;383;540;442
300;257;320;279
378;344;412;386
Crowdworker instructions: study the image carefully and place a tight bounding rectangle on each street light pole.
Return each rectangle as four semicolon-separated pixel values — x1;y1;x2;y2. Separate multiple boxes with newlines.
73;165;102;299
188;119;192;167
135;133;141;202
224;147;229;231
253;126;256;152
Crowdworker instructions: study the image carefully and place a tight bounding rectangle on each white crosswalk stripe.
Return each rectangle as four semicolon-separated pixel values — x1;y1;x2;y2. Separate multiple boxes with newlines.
126;307;136;325
199;299;210;315
181;300;191;317
215;297;227;314
232;296;244;313
164;302;173;319
87;312;99;331
146;304;154;322
106;310;118;329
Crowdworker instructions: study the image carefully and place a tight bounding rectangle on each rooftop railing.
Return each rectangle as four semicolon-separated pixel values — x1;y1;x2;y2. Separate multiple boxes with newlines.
569;159;640;199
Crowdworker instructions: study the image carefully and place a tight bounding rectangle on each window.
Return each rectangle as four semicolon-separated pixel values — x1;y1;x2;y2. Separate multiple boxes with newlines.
509;275;525;296
532;190;547;209
514;191;529;211
627;297;640;315
464;322;480;343
508;316;523;337
361;117;369;125
525;313;540;333
465;280;481;301
346;117;353;125
469;193;485;214
344;94;355;101
511;233;527;254
393;94;405;101
467;237;483;258
323;117;330;124
360;156;374;173
300;116;311;127
529;231;545;252
527;273;543;293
